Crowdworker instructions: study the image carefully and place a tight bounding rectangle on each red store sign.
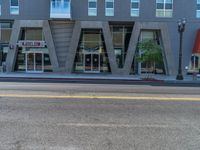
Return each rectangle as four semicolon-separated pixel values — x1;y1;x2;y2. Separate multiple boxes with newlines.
18;40;46;48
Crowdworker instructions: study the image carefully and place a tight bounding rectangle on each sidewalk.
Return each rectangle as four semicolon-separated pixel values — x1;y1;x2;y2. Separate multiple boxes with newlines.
0;72;140;81
0;72;199;83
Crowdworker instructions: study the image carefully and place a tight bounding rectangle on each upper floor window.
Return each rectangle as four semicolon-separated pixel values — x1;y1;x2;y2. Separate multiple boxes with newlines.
156;0;173;18
131;0;140;17
10;0;19;15
0;0;2;15
88;0;97;16
50;0;71;18
197;0;200;18
105;0;114;16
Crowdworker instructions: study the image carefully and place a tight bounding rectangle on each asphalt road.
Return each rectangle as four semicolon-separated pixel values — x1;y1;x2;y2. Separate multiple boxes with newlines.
0;82;200;150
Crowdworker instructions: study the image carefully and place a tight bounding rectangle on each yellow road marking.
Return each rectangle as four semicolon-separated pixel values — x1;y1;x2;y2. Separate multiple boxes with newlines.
0;94;200;101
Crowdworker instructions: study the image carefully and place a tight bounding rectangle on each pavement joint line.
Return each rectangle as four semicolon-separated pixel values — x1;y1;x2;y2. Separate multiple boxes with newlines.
56;123;184;128
0;94;200;101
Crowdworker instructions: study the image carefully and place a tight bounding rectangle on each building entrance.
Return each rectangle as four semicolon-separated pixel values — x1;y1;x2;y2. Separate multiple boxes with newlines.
84;53;100;73
26;52;44;73
74;29;110;73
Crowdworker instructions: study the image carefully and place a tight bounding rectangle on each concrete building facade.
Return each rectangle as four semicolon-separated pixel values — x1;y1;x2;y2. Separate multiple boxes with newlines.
0;0;200;75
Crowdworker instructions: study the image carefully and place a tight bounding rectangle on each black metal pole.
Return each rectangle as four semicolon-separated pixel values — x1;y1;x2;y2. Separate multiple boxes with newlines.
176;29;184;80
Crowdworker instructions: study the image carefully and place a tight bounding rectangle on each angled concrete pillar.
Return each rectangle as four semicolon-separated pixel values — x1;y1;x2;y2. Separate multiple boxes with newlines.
65;21;174;75
6;20;60;73
43;20;59;72
123;22;141;75
102;22;118;74
138;22;175;75
123;22;175;76
160;24;176;75
65;21;81;73
65;21;119;74
6;20;21;72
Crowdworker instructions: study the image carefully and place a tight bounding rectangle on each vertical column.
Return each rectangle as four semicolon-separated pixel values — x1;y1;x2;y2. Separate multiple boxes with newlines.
43;20;60;72
160;24;176;75
102;22;119;74
123;22;141;75
65;21;82;73
6;20;21;72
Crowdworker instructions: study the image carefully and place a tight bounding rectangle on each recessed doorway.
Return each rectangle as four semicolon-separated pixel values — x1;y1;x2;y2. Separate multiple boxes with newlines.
84;53;100;73
26;52;44;73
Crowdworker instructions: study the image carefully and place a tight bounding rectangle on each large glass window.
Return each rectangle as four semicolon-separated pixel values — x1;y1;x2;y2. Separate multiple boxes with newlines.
110;25;133;68
15;28;52;72
131;0;140;17
10;0;19;15
156;0;173;17
88;0;97;16
74;29;110;73
132;30;165;74
197;0;200;18
24;28;43;41
0;22;13;67
50;0;71;18
105;0;114;16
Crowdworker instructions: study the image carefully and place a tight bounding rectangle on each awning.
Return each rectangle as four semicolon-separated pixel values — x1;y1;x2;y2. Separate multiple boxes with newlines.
193;29;200;53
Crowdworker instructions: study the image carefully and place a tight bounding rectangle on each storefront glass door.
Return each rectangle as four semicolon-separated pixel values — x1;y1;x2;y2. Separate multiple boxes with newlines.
84;53;100;73
26;52;44;73
35;53;43;72
92;54;99;72
27;53;34;71
85;54;92;72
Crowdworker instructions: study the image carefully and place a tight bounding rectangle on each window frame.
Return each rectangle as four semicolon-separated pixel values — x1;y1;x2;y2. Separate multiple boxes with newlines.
0;0;2;16
105;0;114;16
88;0;97;16
156;0;173;18
130;0;140;17
50;0;71;18
10;0;19;15
197;0;200;18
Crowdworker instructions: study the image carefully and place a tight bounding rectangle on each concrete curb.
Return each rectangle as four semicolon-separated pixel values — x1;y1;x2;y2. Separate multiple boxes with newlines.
0;73;200;84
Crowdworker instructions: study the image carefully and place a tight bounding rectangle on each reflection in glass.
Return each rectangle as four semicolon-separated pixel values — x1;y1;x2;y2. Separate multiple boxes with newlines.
88;0;97;16
50;0;71;18
93;54;99;71
27;53;34;71
110;25;133;68
85;54;92;72
74;29;110;73
10;0;19;15
132;30;165;75
0;22;12;66
35;53;43;71
24;28;43;40
15;28;52;72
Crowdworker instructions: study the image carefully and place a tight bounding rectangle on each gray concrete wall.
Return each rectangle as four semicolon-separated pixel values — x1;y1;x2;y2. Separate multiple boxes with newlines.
0;0;198;21
1;0;200;74
50;21;75;71
64;21;175;75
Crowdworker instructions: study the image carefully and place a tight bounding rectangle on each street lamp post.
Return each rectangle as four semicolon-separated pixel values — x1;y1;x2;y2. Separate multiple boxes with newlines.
176;18;186;80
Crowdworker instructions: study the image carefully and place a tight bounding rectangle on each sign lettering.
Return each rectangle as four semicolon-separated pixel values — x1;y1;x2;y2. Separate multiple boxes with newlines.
18;41;46;48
